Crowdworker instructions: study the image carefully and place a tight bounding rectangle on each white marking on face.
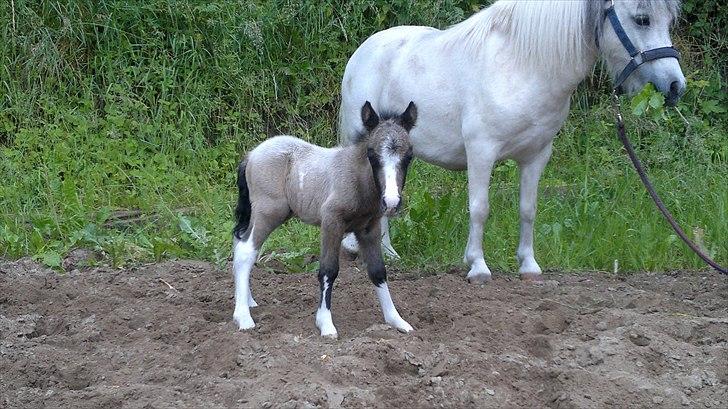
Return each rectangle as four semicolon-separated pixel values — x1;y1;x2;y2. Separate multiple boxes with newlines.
381;150;401;211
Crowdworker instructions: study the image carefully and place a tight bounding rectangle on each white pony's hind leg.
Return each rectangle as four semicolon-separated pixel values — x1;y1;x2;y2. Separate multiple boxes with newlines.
380;217;400;259
463;141;496;284
516;145;552;280
344;219;400;259
233;233;258;330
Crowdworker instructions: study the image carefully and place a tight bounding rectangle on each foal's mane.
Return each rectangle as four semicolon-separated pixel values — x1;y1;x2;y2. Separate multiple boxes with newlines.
350;111;403;145
442;0;680;74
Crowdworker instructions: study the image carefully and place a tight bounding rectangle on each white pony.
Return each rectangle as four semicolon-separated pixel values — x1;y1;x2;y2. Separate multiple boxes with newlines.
340;0;685;283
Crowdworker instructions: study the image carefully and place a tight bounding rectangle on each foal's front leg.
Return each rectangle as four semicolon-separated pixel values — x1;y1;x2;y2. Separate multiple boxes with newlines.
316;216;344;338
356;222;413;333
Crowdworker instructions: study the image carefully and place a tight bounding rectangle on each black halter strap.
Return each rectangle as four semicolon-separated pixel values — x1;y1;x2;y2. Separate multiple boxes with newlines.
599;1;680;93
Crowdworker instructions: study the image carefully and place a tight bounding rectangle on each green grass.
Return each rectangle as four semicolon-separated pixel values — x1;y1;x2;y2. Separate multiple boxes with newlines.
1;0;726;273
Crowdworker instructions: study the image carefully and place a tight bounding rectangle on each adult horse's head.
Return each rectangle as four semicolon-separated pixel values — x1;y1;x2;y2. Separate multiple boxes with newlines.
596;0;686;106
360;101;417;217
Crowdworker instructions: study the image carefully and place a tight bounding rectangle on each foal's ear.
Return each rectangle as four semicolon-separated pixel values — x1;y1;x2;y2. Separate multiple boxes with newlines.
400;101;417;131
361;101;380;132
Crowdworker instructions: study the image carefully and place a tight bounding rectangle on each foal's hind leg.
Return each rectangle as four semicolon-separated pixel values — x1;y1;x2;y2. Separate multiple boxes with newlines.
232;232;258;330
356;222;413;333
232;205;289;330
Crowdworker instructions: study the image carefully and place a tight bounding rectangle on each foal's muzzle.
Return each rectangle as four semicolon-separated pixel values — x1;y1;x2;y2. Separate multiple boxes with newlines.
382;196;402;217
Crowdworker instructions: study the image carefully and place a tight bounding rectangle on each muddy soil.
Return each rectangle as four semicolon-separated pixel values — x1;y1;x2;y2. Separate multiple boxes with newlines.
1;257;726;408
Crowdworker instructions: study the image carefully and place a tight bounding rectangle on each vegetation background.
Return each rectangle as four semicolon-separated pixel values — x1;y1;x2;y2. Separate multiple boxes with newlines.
1;0;725;274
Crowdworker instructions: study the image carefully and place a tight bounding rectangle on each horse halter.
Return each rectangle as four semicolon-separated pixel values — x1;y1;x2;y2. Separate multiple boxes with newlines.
597;0;680;93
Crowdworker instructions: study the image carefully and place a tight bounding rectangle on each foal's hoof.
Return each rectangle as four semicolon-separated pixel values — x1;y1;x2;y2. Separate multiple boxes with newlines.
234;315;256;330
395;322;414;334
520;272;544;283
386;317;414;333
320;331;338;340
466;272;492;284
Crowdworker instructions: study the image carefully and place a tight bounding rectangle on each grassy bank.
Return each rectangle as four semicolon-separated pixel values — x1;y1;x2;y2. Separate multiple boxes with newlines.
1;1;726;273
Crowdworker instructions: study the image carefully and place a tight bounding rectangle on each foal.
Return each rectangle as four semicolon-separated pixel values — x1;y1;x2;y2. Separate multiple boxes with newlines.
232;101;417;338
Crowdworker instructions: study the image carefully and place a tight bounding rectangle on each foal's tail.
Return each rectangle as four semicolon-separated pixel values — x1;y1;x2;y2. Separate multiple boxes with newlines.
233;159;252;240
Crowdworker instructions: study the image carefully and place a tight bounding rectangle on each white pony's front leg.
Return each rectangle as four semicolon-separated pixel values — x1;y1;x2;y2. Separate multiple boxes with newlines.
516;145;552;280
232;235;258;330
463;140;497;284
379;217;400;259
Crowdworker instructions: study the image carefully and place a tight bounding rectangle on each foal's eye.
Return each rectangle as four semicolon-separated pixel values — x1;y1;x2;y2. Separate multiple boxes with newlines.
634;15;650;27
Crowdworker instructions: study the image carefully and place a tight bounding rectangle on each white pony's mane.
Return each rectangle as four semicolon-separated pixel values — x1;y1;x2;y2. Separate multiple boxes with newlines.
442;0;680;75
443;1;595;73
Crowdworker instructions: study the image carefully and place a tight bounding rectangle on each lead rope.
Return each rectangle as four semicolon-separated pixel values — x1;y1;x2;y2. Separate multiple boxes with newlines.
611;91;727;275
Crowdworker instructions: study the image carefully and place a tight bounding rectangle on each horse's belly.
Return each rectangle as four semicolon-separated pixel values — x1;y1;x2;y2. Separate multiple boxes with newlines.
411;130;467;170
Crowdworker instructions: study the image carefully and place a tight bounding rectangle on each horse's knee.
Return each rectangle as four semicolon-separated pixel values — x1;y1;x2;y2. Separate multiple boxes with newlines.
469;198;490;221
368;265;387;287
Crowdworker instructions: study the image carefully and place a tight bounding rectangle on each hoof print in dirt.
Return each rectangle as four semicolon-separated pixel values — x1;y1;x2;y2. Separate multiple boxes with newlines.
520;272;545;283
628;331;651;346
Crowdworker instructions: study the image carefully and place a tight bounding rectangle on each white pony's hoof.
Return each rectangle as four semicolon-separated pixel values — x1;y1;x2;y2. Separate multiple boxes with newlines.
382;243;401;260
234;313;255;330
466;271;492;284
518;257;542;276
466;260;492;284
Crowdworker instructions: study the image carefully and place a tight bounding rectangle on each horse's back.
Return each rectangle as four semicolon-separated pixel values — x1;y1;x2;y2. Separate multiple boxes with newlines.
340;26;441;140
340;25;472;168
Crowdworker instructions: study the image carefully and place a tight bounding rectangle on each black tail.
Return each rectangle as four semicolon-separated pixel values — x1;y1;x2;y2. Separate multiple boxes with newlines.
233;160;252;240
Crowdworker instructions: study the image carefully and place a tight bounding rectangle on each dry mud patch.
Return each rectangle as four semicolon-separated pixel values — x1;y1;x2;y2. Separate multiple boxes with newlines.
1;258;726;408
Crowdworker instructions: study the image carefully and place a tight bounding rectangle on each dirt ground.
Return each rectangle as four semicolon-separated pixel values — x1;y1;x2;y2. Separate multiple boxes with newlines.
1;256;726;409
